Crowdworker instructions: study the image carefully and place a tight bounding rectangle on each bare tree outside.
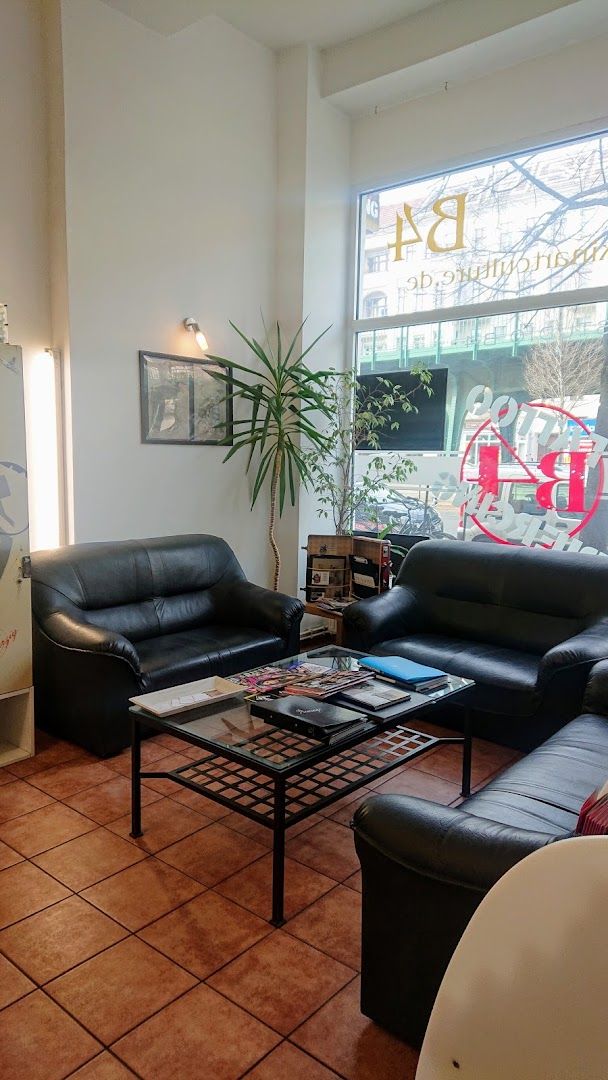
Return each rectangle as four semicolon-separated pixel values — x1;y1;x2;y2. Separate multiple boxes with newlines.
523;324;602;419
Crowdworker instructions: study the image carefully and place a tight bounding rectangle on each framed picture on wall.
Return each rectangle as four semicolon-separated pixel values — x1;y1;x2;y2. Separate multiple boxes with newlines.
139;351;233;445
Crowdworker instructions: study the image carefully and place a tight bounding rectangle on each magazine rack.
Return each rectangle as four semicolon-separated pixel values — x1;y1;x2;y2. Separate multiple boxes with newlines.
303;534;391;604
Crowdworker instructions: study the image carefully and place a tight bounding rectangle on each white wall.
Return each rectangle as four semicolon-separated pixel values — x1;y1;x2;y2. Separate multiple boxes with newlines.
351;32;608;193
0;0;50;354
0;0;52;551
275;47;351;597
59;1;277;584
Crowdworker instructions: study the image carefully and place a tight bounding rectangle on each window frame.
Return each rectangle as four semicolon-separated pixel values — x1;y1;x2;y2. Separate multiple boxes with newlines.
353;129;608;343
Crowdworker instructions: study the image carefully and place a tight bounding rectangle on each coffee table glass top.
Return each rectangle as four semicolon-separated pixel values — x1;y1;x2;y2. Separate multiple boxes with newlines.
130;647;473;774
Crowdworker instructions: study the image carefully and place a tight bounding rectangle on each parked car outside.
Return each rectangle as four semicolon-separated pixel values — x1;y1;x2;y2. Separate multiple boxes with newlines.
354;488;448;539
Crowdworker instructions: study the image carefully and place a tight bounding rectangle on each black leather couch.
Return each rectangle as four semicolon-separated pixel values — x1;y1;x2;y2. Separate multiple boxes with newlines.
32;534;303;757
343;540;608;749
353;658;608;1048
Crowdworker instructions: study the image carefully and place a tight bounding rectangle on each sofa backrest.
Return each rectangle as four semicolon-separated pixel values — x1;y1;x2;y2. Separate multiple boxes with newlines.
31;534;245;642
396;540;608;653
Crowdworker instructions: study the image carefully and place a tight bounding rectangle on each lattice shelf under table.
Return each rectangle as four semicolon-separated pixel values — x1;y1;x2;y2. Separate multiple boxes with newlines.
169;724;438;825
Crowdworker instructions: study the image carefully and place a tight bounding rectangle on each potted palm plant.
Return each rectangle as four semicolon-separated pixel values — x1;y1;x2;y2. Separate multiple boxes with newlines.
207;321;333;590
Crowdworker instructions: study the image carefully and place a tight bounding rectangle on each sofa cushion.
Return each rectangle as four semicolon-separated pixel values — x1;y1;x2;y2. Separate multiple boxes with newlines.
463;712;608;832
374;634;541;716
136;625;285;690
396;540;608;654
31;534;246;641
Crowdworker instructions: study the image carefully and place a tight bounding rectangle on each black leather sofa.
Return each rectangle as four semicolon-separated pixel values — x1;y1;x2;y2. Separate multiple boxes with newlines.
353;658;608;1048
343;540;608;749
32;534;303;757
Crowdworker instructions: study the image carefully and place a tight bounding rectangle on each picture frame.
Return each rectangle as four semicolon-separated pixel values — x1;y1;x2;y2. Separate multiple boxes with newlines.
139;351;233;445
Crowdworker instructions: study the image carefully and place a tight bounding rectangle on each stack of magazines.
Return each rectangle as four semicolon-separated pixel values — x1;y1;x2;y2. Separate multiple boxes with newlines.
283;668;369;700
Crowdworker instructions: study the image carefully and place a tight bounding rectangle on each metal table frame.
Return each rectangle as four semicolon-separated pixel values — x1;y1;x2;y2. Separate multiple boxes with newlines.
130;696;473;927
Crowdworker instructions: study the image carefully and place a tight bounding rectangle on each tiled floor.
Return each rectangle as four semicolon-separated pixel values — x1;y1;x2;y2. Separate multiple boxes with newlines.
0;724;519;1079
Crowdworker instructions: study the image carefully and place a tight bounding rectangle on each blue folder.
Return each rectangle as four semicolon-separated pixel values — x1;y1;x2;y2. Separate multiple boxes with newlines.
360;655;447;685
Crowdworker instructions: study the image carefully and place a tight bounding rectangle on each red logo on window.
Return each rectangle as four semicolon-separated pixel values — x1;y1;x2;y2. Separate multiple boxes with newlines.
460;402;603;547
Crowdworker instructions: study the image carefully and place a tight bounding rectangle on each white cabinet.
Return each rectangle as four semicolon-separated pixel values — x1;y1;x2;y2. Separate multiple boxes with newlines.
0;344;34;765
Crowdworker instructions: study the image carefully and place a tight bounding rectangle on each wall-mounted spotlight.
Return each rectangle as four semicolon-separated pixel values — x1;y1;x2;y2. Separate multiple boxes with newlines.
183;317;209;354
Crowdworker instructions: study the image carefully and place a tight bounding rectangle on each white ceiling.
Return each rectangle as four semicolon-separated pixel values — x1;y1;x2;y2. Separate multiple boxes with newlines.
100;0;442;47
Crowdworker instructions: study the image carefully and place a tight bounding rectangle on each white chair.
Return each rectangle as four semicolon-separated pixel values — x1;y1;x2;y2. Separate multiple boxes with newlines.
416;836;608;1080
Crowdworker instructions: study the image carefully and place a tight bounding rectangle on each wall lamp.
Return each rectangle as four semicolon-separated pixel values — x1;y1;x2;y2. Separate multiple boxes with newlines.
183;317;209;354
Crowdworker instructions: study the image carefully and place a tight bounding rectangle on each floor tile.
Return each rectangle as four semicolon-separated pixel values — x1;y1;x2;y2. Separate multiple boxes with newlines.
0;895;127;983
0;839;24;870
47;936;197;1044
244;1041;341;1079
292;977;419;1080
27;761;117;799
344;869;362;893
169;786;231;818
0;767;17;785
33;828;147;891
373;767;460;804
0;991;101;1080
158;821;267;886
0;802;97;857
81;857;204;931
113;983;280;1080
217;853;335;922
105;741;170;774
413;740;517;787
286;884;362;970
0;779;54;823
327;789;374;827
286;819;359;881
150;732;192;753
0;953;35;1008
208;930;354;1035
64;776;163;825
6;740;88;778
69;1052;137;1078
139;753;197;795
317;785;372;818
106;797;209;853
139;890;271;978
0;861;70;928
222;810;321;844
32;729;59;751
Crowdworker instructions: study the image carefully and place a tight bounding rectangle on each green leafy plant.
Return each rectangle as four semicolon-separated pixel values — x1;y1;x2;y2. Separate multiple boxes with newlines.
207;321;333;590
303;369;433;535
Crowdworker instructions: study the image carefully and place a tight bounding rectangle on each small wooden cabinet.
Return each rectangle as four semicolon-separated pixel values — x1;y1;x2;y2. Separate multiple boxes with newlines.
0;344;34;765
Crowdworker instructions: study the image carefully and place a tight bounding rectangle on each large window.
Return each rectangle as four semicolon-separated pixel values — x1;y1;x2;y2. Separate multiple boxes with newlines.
355;131;608;555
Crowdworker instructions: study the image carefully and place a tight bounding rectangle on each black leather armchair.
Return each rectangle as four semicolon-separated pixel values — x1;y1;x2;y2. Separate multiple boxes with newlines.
344;540;608;749
353;659;608;1048
32;534;303;757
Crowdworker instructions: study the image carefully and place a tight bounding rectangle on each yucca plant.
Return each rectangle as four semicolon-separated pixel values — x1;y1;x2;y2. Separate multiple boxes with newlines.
207;321;333;591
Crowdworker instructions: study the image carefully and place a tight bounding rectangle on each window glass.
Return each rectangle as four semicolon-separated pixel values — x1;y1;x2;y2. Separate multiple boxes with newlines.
354;301;608;554
358;132;608;319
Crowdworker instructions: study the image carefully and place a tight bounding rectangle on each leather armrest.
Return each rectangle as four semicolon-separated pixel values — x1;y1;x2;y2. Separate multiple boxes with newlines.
42;611;141;676
211;580;304;640
538;619;608;689
353;794;557;893
343;585;423;651
582;659;608;713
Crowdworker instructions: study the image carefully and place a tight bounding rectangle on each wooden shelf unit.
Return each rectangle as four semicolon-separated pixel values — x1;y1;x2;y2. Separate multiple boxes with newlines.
0;687;34;767
303;534;391;604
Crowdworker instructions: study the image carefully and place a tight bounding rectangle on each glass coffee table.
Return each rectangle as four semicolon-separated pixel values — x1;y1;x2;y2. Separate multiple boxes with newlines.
129;648;474;925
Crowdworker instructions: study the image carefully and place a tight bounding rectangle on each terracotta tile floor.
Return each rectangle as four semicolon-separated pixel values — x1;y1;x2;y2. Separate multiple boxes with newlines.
0;725;516;1079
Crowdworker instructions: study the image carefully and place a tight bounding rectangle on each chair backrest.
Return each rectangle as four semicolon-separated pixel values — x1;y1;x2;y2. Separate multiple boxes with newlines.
31;534;245;641
397;540;608;653
416;836;608;1080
